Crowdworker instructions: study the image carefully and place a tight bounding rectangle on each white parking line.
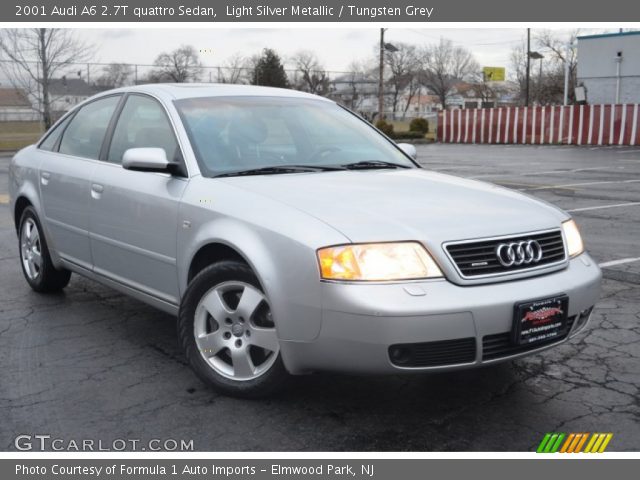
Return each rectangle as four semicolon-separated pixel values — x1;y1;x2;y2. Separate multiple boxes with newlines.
567;202;640;213
599;257;640;268
470;165;623;179
530;179;640;190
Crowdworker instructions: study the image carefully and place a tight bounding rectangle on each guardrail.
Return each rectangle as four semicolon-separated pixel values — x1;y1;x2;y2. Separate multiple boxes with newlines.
437;104;640;146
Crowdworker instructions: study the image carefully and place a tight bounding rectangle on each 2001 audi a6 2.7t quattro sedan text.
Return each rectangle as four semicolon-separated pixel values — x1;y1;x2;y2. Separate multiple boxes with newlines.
9;84;602;397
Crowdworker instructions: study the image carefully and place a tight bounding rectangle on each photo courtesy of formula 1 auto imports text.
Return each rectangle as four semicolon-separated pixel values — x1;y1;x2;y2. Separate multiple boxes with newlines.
0;0;639;478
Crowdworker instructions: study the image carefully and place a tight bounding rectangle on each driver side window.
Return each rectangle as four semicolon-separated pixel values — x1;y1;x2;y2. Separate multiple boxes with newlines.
107;95;180;165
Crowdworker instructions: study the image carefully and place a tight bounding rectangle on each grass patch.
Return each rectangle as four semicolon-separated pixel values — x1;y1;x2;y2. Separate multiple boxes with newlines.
0;121;43;150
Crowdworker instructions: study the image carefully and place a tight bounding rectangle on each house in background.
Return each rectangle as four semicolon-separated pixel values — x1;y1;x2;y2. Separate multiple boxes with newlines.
0;87;38;121
446;82;498;109
403;93;442;117
48;77;99;116
328;72;380;119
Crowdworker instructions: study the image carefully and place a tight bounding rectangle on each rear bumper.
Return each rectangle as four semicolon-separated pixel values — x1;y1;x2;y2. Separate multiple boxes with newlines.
279;253;601;374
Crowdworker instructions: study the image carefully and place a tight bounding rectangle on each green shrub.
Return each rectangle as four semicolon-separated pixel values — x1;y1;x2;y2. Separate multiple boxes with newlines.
375;119;394;136
390;131;426;140
409;117;429;134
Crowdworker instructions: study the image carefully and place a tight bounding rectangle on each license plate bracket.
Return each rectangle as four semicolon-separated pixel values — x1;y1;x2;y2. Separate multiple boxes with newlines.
512;295;569;346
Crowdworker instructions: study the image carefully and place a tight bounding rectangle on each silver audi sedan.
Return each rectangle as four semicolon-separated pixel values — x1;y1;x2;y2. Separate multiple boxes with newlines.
9;84;602;397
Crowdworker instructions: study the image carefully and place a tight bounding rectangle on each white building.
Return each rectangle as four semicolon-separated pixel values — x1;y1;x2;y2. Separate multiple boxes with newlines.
0;87;38;121
577;31;640;104
48;78;98;116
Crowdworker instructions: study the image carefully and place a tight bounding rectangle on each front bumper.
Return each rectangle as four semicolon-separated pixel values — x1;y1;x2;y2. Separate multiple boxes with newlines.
279;253;601;374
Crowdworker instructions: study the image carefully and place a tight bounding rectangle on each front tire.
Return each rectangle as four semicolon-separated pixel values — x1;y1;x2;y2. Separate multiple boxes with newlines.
18;206;71;293
178;261;288;398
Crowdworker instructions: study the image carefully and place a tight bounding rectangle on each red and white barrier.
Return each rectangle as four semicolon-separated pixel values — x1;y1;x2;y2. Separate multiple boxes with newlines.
437;104;640;146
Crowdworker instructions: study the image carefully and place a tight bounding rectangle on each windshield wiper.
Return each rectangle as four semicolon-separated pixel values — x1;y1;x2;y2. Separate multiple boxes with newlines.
340;160;411;170
215;164;344;178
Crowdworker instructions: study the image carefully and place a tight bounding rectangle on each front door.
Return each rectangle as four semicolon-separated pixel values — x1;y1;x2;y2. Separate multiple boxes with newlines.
88;94;188;304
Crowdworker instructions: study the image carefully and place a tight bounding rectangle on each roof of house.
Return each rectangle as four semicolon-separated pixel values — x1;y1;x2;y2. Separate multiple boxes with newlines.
48;78;97;96
0;87;31;107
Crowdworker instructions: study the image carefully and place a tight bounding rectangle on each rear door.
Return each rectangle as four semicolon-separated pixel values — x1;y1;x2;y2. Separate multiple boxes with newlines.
88;93;188;304
38;95;122;269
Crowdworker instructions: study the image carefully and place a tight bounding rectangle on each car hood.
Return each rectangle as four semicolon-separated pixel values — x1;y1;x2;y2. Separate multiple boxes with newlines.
219;168;568;246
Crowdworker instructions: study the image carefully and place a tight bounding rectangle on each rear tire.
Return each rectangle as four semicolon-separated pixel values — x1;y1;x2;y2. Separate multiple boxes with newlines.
18;206;71;293
178;260;288;398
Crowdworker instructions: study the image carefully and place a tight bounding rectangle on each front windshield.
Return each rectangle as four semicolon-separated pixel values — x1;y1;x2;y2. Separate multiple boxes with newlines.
174;96;415;176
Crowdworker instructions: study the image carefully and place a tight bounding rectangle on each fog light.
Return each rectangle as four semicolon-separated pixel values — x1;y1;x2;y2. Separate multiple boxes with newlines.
389;346;411;365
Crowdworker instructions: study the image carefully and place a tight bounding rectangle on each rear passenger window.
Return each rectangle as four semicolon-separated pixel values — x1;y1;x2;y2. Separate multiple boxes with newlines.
58;96;120;160
39;114;72;151
107;95;179;164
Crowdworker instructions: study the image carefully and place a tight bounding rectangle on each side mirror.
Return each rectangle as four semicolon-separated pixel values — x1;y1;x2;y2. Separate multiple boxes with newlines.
397;143;417;160
122;148;170;172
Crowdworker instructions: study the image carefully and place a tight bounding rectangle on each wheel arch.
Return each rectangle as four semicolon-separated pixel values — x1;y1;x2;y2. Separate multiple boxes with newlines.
187;242;250;284
178;217;324;344
13;195;33;233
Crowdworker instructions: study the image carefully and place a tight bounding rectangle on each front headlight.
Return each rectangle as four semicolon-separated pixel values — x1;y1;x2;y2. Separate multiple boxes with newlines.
562;219;584;257
317;242;443;281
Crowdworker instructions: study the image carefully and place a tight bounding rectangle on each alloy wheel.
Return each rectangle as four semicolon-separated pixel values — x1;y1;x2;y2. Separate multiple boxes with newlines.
194;281;279;381
20;218;43;281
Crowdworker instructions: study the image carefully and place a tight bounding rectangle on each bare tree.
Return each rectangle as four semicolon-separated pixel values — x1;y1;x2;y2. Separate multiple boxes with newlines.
95;63;133;88
535;29;579;104
148;45;202;83
290;50;330;95
242;54;262;85
509;30;579;105
509;42;527;104
0;28;93;129
419;39;479;109
384;42;420;118
337;60;377;114
216;53;247;84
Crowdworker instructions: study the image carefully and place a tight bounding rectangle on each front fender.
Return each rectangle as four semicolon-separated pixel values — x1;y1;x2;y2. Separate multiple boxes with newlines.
178;215;336;343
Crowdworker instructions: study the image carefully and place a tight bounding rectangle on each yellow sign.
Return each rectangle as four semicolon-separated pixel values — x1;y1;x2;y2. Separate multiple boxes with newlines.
483;67;505;82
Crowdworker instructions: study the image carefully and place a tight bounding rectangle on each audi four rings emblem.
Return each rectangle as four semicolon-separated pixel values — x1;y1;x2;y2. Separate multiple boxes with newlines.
495;240;543;267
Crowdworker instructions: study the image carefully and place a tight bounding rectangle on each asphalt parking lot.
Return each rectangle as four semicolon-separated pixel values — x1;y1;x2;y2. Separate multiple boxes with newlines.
1;144;639;452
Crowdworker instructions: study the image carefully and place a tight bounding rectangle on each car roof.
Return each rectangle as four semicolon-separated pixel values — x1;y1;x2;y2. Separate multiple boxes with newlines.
101;83;334;103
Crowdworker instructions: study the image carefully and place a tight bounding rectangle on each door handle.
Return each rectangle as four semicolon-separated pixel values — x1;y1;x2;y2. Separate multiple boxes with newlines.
91;183;104;199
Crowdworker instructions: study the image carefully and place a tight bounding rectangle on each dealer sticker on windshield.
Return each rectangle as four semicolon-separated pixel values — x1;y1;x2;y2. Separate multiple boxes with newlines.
513;295;569;346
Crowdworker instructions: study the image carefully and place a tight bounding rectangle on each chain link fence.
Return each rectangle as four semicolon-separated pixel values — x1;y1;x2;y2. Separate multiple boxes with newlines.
0;59;437;149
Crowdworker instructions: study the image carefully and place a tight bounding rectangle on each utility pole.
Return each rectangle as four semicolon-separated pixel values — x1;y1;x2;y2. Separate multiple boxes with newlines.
378;28;386;121
525;28;531;107
563;42;571;106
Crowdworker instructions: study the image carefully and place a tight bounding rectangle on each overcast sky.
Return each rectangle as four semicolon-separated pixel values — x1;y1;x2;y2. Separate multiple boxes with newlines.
74;27;621;74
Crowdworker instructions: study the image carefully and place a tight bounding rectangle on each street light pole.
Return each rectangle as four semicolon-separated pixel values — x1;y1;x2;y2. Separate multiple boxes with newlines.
563;42;572;106
378;28;386;121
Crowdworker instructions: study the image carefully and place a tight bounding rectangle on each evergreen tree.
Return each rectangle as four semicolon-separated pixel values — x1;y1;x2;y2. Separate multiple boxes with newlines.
251;48;289;88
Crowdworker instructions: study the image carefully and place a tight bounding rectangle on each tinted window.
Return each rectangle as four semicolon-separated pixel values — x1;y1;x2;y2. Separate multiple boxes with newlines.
107;95;179;164
59;96;120;160
39;114;73;151
175;97;414;177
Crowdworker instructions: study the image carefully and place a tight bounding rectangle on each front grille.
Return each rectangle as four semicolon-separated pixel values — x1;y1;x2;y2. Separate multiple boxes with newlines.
389;337;476;367
444;230;566;278
482;315;575;360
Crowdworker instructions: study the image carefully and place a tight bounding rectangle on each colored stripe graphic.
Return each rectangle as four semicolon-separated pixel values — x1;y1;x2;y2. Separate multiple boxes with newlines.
574;433;589;453
536;433;552;453
537;433;613;453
